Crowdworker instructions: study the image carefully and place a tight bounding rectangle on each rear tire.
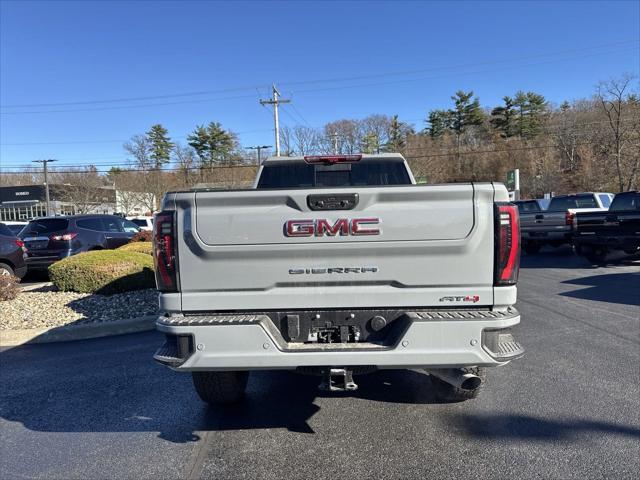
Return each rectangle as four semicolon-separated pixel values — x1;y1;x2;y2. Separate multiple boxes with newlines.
430;367;485;402
0;263;15;277
584;246;608;264
192;371;249;405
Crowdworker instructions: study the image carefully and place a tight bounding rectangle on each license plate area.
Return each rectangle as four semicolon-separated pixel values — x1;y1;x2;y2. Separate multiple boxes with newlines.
24;237;50;250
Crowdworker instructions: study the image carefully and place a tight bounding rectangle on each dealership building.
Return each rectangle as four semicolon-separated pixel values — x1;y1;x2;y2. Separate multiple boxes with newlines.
0;184;118;221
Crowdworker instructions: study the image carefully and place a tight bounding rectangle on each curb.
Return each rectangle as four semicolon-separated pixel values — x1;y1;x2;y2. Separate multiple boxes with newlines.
0;315;158;347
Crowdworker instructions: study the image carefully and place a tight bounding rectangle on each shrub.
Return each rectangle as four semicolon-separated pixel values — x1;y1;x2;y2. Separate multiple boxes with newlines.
118;241;153;255
49;250;155;294
131;230;152;242
0;275;20;301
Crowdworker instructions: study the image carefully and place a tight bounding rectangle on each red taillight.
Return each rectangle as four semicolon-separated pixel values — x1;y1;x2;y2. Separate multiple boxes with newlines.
153;211;178;292
494;203;520;286
50;232;78;241
565;211;575;226
304;155;362;164
15;239;24;248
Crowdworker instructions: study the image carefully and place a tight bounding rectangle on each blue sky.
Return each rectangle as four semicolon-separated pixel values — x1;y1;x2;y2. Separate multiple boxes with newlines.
1;0;638;170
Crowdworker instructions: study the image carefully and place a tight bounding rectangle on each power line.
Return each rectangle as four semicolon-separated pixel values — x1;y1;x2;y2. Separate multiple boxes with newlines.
3;39;635;109
3;42;637;115
0;140;605;175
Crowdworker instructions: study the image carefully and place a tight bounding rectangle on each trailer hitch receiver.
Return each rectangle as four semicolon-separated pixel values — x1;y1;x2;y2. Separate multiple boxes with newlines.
319;368;358;392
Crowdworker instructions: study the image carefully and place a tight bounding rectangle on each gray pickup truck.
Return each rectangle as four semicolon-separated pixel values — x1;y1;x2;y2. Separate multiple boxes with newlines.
519;192;613;254
152;154;524;404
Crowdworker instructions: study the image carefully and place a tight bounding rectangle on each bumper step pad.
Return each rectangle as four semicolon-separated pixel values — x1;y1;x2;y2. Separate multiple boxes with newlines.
154;340;185;367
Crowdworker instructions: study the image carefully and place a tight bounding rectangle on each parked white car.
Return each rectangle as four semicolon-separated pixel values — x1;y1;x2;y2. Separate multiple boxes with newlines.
126;216;153;231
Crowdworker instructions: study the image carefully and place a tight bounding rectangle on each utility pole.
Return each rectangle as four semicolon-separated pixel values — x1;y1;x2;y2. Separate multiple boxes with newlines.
330;132;340;154
260;84;290;156
32;159;57;216
246;145;272;165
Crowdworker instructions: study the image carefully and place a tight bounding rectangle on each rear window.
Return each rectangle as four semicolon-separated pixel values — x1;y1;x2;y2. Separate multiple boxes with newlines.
0;223;14;236
548;195;597;210
610;193;639;211
21;218;69;235
598;194;612;208
516;201;541;213
131;218;149;227
257;160;411;189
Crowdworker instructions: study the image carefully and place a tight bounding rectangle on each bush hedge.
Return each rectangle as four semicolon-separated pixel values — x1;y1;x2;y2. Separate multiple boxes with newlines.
0;275;20;301
131;230;152;242
118;241;153;255
48;250;155;294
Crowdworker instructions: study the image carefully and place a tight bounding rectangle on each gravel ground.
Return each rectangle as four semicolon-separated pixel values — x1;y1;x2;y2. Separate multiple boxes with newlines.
0;288;159;330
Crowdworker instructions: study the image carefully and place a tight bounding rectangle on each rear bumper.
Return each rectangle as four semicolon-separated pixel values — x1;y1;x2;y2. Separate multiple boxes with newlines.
155;308;523;371
521;230;571;243
25;249;75;269
574;235;640;251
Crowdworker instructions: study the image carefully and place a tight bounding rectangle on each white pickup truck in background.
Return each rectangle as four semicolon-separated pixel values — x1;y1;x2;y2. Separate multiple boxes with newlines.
152;154;524;404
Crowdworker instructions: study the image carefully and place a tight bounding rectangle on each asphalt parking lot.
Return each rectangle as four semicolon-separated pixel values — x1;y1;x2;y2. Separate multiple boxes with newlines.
1;249;638;479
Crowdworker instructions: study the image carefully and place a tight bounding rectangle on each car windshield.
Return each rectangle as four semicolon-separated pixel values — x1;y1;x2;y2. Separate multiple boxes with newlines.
131;219;148;227
548;195;597;210
257;160;412;189
21;218;70;235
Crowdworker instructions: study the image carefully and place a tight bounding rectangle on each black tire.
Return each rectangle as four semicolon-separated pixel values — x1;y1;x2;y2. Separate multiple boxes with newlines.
0;262;15;277
430;367;486;402
192;371;249;405
584;246;608;264
523;242;541;255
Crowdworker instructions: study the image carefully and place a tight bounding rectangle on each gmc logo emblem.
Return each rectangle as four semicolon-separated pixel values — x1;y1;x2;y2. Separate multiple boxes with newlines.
285;218;380;237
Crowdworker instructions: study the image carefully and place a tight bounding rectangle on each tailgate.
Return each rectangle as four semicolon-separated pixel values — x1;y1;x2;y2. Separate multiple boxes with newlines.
173;183;498;311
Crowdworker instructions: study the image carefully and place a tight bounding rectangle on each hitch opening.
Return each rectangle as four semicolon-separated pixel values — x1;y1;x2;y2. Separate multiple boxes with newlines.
319;368;358;392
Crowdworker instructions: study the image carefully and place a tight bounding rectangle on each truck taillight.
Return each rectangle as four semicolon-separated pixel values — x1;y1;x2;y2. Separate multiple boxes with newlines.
565;211;574;226
153;211;178;292
494;203;520;286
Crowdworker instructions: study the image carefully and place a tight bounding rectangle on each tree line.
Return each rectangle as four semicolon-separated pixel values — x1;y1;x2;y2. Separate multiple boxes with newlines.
2;74;638;210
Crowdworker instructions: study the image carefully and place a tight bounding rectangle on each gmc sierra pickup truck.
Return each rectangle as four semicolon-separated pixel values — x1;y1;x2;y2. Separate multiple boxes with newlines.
573;191;640;263
520;192;613;254
152;154;524;404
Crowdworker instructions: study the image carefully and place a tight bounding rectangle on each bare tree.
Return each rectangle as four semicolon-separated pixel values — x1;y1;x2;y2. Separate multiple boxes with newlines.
292;125;318;155
50;166;110;214
279;126;295;156
173;142;198;188
596;74;640;191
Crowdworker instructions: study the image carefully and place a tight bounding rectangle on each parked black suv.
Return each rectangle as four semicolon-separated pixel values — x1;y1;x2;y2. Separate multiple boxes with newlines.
0;222;27;279
19;215;141;270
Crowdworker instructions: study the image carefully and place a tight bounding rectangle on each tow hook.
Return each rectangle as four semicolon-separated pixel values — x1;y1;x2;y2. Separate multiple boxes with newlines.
319;368;358;392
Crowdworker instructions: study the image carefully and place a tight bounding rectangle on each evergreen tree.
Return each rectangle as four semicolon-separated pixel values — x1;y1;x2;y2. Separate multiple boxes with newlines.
513;91;548;138
187;122;237;166
426;109;452;137
146;124;173;168
385;115;410;151
490;96;517;138
360;132;380;154
450;90;484;135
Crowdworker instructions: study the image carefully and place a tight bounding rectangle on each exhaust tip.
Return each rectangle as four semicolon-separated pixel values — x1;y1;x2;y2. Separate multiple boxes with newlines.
460;376;482;390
